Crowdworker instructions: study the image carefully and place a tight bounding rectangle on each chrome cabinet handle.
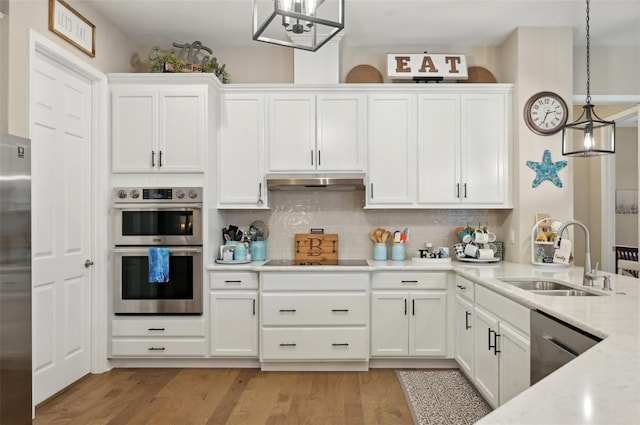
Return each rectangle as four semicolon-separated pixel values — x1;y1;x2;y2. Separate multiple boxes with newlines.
412;299;415;316
148;327;165;331
311;150;314;166
279;343;296;347
456;284;466;290
252;299;256;316
148;347;165;351
370;183;374;199
464;183;467;198
456;183;460;198
151;150;155;167
331;309;349;312
332;343;349;347
257;182;264;205
465;311;471;330
402;280;418;284
159;150;163;167
494;333;501;355
488;328;494;351
84;259;94;268
404;299;407;315
279;309;296;313
318;150;321;166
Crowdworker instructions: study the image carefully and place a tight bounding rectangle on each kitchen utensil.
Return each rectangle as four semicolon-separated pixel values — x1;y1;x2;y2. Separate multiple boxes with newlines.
234;229;244;241
369;230;377;243
393;231;401;243
249;220;269;241
382;231;390;243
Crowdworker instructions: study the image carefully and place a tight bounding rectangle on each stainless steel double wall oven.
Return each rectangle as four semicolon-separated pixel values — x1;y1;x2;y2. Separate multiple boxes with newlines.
112;187;203;314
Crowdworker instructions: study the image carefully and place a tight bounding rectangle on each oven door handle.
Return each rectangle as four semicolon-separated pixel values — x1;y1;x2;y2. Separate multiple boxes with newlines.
113;247;203;253
113;203;202;210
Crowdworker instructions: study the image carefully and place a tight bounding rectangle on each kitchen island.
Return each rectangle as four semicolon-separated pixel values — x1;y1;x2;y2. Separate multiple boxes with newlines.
208;259;640;424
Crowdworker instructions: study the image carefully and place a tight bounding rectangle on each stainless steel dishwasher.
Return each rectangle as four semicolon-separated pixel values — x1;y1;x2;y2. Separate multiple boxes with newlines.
530;310;602;384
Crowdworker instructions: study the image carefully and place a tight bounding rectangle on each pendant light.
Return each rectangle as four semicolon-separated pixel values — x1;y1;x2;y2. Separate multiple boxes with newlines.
562;0;615;157
252;0;344;51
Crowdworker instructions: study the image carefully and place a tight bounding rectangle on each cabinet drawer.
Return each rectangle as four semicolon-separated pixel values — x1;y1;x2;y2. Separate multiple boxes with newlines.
262;272;369;291
111;339;206;357
475;284;530;335
371;271;448;290
210;272;259;289
262;327;367;360
262;293;366;326
455;275;475;301
111;319;205;337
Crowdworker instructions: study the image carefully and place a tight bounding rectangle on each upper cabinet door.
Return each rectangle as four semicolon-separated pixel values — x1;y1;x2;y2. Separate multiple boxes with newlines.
111;84;206;174
316;93;366;172
417;94;460;205
460;93;508;205
366;93;416;206
267;93;316;172
112;88;158;173
158;88;206;173
218;93;267;208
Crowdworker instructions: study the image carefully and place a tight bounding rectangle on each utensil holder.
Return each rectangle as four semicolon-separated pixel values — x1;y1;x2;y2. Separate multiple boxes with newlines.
250;240;267;261
391;243;405;261
373;243;387;261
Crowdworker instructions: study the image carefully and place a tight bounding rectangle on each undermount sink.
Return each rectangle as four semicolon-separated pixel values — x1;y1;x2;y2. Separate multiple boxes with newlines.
498;278;601;296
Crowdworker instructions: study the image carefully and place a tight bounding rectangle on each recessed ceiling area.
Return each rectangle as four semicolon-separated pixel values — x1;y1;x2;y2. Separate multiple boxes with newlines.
86;0;640;49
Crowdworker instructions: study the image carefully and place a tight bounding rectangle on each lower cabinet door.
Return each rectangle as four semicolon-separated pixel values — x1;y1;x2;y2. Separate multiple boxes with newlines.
409;291;447;356
498;321;530;405
455;296;474;376
370;291;409;356
473;306;500;408
261;327;367;360
210;292;258;357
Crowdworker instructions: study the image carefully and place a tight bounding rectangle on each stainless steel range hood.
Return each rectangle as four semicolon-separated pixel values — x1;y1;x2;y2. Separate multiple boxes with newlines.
266;173;365;191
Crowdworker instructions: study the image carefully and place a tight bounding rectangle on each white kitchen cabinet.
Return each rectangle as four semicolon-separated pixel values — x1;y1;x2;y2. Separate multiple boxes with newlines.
217;93;267;208
417;92;509;207
209;272;259;357
111;85;206;173
370;291;447;357
209;292;258;356
370;271;448;357
473;285;530;408
110;318;206;357
366;93;416;207
266;93;366;173
455;295;474;377
260;272;369;369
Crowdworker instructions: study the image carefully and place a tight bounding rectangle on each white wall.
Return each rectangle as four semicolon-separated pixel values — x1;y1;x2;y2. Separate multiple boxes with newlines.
5;0;136;137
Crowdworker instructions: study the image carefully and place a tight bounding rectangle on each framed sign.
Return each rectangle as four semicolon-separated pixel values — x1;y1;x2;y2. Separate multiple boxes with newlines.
49;0;95;57
387;54;468;80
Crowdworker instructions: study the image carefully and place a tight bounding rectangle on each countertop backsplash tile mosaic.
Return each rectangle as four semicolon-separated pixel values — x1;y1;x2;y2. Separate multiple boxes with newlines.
220;191;510;260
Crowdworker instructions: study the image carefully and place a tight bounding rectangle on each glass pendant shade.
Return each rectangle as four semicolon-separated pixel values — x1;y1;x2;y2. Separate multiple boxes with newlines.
253;0;344;51
562;104;615;157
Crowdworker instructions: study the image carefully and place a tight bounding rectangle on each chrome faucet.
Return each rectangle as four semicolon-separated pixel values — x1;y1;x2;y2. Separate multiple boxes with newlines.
554;219;597;286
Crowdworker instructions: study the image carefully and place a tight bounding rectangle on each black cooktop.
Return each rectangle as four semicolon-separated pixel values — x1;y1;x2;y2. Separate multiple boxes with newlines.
264;259;369;267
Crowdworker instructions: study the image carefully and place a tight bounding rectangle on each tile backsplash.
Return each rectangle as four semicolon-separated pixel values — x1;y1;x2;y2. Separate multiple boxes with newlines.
220;190;510;260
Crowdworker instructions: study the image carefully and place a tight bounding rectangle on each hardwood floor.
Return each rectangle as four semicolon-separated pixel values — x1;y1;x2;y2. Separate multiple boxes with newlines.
34;369;414;425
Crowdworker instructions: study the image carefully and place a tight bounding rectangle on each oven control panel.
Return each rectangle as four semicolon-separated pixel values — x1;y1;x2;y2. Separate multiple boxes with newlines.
113;187;202;203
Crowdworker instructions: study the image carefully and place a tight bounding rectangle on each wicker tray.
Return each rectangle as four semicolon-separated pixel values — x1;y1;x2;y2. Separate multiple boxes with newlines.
459;66;497;83
346;65;384;83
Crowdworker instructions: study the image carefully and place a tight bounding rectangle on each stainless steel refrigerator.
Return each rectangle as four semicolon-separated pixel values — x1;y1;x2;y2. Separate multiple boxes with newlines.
0;133;32;424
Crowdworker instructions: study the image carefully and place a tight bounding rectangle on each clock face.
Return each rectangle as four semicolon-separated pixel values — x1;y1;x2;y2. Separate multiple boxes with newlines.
524;92;568;135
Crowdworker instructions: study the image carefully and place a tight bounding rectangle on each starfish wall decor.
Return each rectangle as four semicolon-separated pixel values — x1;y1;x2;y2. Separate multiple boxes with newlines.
526;149;567;188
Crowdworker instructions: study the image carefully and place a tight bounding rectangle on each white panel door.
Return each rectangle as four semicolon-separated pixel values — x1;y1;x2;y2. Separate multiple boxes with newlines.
31;52;93;405
473;305;500;408
218;93;266;207
499;321;530;405
267;94;315;172
316;93;366;172
417;94;460;205
367;94;415;206
409;291;447;356
158;88;206;173
210;292;258;356
370;291;408;356
455;295;474;376
460;93;506;205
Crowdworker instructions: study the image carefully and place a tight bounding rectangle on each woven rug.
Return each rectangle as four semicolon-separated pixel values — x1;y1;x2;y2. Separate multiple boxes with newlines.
397;369;492;425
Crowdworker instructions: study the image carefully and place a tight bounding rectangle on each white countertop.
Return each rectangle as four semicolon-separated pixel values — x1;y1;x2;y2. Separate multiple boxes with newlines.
207;259;640;424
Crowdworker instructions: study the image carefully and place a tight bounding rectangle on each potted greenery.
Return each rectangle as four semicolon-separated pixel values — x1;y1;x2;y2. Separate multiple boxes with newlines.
150;52;230;83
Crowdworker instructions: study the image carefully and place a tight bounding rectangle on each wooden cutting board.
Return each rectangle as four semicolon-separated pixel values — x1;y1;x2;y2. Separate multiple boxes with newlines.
294;234;338;263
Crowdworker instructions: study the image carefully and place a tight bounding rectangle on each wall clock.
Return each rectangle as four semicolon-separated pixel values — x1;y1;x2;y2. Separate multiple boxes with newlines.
523;91;568;135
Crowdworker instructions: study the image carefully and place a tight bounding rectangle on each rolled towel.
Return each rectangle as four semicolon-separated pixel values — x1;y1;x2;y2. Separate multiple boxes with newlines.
148;247;170;283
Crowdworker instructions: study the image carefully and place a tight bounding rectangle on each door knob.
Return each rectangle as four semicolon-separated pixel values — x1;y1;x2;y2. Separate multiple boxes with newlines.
84;259;94;268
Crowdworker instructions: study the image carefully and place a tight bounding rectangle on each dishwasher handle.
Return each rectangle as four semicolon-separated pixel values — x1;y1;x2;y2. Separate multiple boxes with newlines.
543;335;579;358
